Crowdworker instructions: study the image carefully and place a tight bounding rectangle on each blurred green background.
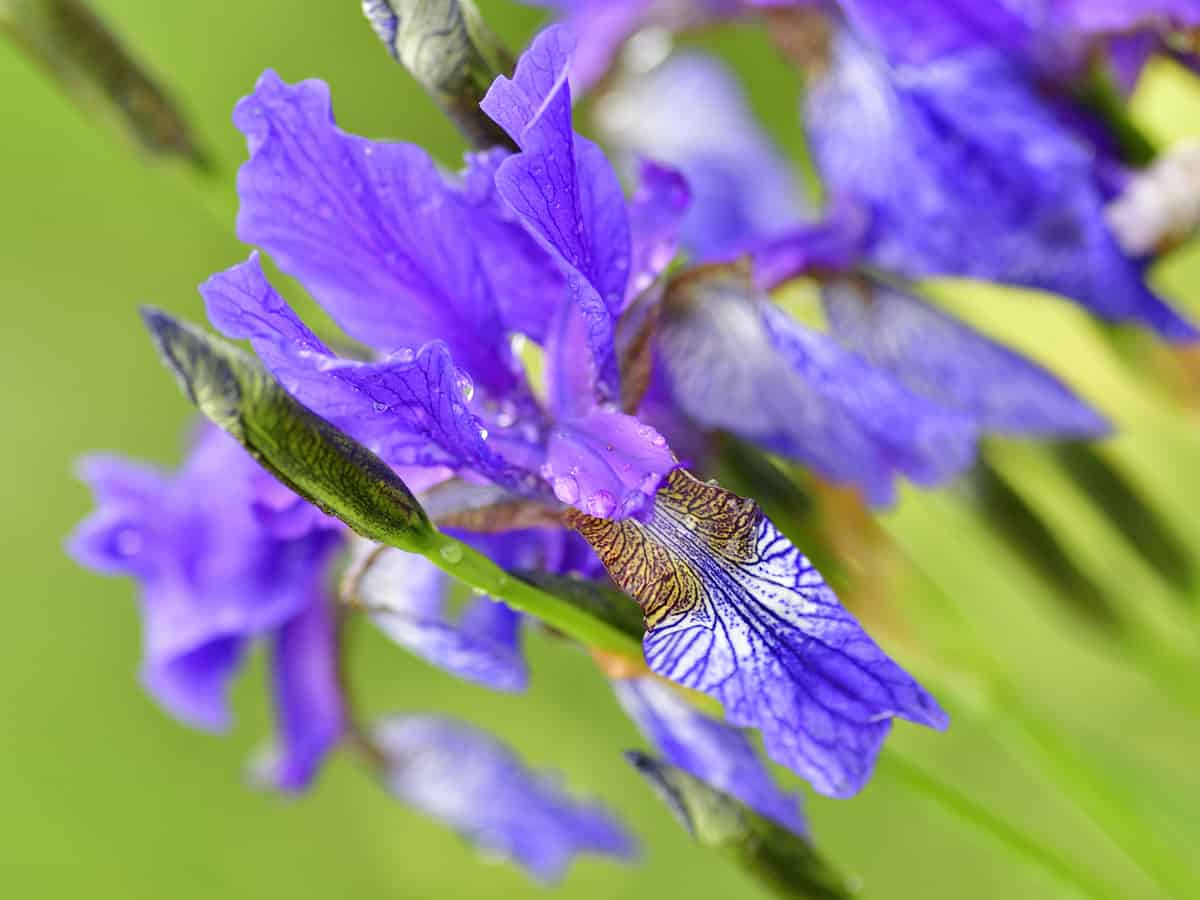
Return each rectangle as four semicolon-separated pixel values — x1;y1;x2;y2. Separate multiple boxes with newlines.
4;2;1200;898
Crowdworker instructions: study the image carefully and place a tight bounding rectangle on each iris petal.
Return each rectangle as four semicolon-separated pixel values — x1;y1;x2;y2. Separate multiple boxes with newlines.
571;470;947;798
373;715;637;881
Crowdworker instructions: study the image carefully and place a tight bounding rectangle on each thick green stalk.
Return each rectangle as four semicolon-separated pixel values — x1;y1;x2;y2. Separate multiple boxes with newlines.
420;529;644;657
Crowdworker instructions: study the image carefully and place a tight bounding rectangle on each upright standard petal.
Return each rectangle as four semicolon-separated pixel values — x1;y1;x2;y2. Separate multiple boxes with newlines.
233;70;524;396
656;266;977;506
483;26;632;403
350;539;528;692
596;51;807;260
806;28;1197;340
372;715;637;881
614;677;806;833
822;277;1110;437
570;471;948;798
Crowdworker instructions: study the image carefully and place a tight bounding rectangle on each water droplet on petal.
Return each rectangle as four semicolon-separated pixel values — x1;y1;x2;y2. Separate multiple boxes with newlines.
373;401;389;412
454;372;475;402
439;544;464;564
586;490;617;517
640;471;662;493
395;347;416;363
552;475;580;504
478;427;489;440
650;433;667;448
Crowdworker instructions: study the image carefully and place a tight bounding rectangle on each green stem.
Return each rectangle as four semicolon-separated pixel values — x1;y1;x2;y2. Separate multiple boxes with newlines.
877;749;1120;900
421;529;645;658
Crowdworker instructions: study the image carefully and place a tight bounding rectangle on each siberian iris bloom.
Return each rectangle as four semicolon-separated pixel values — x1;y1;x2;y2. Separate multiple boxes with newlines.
63;16;981;893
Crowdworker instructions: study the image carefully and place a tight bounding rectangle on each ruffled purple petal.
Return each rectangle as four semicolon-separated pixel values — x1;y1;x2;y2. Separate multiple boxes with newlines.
544;406;678;518
70;427;340;732
657;268;977;506
141;635;247;731
203;257;550;499
354;542;528;692
571;471;947;798
233;71;523;396
373;715;637;881
614;677;806;834
483;26;632;404
823;277;1110;437
596;51;807;260
266;591;345;791
806;28;1197;340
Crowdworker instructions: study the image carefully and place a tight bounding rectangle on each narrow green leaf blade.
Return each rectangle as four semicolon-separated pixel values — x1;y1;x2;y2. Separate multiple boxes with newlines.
1;0;207;165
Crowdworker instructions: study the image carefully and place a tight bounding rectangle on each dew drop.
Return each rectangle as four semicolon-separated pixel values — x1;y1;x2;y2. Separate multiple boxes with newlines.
640;471;661;493
650;433;667;448
586;490;617;517
478;427;489;440
373;401;389;412
439;543;464;564
394;346;416;363
454;372;475;402
552;475;580;504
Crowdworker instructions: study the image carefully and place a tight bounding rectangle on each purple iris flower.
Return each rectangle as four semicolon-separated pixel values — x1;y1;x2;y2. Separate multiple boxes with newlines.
804;23;1196;341
209;28;683;522
371;714;637;881
67;426;344;791
614;676;806;833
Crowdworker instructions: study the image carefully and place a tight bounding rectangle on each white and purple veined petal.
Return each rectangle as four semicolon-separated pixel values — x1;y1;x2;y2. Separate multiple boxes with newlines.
656;265;978;507
805;26;1197;340
570;470;948;799
822;276;1111;438
614;676;806;834
372;715;637;881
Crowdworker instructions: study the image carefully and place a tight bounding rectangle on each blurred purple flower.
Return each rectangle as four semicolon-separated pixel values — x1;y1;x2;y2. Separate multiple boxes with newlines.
372;714;637;881
68;426;344;791
804;24;1196;340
